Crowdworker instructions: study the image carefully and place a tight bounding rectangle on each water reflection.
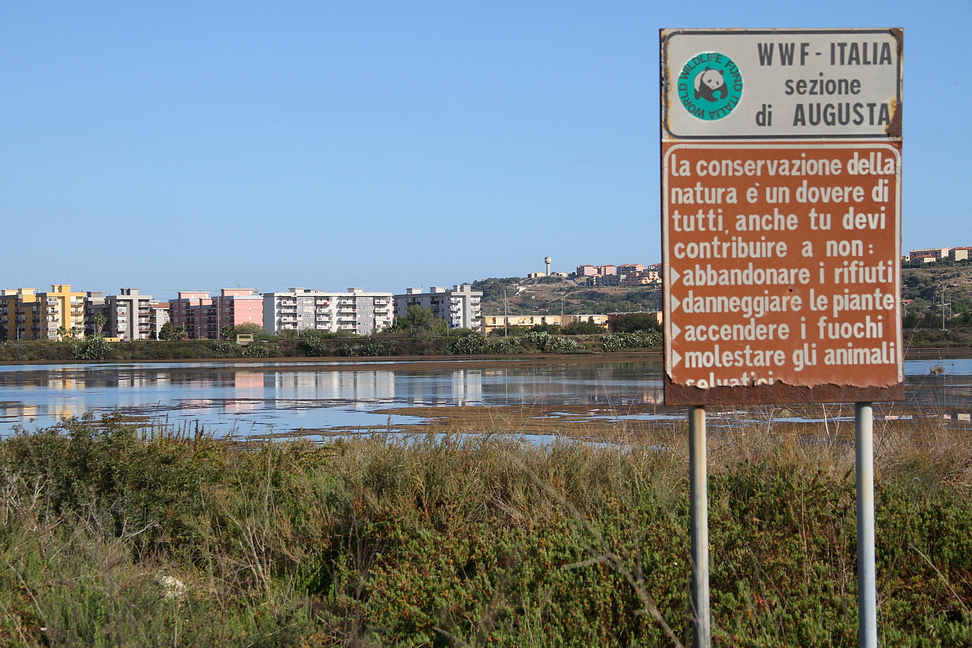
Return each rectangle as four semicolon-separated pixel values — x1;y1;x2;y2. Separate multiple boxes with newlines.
0;358;968;437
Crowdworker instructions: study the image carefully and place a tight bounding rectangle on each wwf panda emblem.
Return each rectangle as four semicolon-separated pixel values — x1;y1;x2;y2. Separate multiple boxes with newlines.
677;53;743;121
694;67;727;102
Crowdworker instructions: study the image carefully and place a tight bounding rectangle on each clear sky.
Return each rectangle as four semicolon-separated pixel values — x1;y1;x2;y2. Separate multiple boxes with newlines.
1;1;968;301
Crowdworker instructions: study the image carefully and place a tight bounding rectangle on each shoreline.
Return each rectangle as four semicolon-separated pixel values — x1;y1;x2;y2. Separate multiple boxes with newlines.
2;347;970;368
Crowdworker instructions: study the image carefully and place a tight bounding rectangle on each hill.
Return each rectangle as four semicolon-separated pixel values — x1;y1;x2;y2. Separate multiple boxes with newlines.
473;262;972;326
473;276;661;316
902;263;972;327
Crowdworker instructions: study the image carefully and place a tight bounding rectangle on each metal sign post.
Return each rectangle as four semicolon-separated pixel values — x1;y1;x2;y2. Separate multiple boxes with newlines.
856;403;877;646
660;29;903;647
688;406;710;644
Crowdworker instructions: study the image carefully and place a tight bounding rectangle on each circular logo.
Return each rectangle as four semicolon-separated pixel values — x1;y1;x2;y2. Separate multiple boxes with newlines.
677;53;743;121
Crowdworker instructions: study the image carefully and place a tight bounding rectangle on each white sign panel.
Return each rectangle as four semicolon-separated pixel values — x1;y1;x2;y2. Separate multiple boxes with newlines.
662;29;902;140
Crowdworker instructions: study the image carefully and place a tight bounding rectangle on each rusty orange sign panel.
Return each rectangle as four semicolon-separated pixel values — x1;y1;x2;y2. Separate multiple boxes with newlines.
662;142;902;404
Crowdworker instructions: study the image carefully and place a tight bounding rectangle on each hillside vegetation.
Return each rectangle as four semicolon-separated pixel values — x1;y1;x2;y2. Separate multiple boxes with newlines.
475;263;972;347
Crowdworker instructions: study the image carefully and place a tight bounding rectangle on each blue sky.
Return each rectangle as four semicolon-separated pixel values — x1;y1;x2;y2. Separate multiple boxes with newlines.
1;1;968;301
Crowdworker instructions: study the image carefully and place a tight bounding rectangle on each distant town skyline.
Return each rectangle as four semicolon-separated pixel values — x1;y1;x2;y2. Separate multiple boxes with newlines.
2;2;969;296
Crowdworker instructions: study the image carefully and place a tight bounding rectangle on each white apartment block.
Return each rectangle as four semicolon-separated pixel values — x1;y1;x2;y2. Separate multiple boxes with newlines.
394;284;483;331
105;288;154;340
263;288;393;335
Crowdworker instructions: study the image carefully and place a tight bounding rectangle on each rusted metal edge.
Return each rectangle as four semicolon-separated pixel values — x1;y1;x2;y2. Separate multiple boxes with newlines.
886;27;904;140
663;375;904;406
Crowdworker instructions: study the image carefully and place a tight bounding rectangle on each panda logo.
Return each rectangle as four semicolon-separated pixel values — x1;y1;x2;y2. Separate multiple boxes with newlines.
694;67;727;102
676;53;743;121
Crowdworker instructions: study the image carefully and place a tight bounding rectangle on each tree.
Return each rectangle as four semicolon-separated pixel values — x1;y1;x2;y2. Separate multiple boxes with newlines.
158;321;176;341
562;318;605;335
92;312;107;335
234;322;272;340
158;322;188;341
610;313;662;334
388;306;449;337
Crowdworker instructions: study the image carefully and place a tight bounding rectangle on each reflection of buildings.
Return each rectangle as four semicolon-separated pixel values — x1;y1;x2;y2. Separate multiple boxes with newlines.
399;370;483;406
226;371;265;414
268;369;486;407
273;371;397;404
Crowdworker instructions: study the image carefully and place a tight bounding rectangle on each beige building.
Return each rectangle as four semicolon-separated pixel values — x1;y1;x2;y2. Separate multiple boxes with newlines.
38;285;86;340
0;288;41;341
482;314;610;335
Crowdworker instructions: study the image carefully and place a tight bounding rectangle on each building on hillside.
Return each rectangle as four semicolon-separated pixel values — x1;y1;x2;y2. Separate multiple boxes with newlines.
575;264;617;278
263;288;393;335
393;284;483;331
0;288;41;341
950;247;971;262
908;248;949;263
169;289;263;339
38;285;86;340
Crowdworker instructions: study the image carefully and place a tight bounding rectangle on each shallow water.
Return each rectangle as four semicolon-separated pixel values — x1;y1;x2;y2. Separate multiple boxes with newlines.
0;358;969;438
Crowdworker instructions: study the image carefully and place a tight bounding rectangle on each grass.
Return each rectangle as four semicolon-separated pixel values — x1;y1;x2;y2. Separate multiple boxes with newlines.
0;412;970;646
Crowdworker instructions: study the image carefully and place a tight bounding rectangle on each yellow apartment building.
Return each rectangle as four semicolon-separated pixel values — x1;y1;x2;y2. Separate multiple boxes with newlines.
38;285;87;339
0;288;41;341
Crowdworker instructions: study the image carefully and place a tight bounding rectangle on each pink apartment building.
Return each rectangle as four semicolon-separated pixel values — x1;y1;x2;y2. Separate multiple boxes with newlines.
169;289;263;339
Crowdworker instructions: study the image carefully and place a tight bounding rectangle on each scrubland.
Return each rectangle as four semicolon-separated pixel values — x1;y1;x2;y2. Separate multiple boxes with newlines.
0;411;969;647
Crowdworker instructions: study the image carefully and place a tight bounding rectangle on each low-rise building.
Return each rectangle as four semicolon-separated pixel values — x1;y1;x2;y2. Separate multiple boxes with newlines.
394;284;483;330
263;287;393;335
481;314;610;335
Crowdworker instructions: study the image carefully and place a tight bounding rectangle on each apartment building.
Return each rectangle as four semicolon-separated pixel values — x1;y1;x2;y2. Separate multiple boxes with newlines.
169;291;212;339
106;289;155;340
394;284;483;331
0;289;41;341
169;289;263;339
263;287;393;335
950;247;971;262
38;285;86;340
908;248;950;263
84;292;108;337
149;302;170;339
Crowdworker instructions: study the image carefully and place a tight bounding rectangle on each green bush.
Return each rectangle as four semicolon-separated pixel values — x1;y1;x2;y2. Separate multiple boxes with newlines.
1;417;971;645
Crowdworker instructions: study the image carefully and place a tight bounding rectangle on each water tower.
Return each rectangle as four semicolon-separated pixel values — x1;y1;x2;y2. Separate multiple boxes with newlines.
545;256;552;276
